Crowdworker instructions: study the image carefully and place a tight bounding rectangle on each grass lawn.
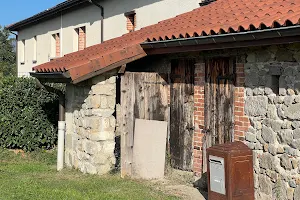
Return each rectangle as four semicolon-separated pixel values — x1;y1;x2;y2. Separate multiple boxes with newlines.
0;149;178;200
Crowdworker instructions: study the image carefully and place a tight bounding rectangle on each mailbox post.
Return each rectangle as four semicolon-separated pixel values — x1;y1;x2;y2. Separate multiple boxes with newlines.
207;141;254;200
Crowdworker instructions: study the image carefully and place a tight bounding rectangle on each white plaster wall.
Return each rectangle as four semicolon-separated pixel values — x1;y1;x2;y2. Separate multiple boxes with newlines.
16;0;200;76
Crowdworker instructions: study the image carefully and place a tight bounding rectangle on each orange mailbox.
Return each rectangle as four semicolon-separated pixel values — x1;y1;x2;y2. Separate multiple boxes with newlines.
207;141;254;200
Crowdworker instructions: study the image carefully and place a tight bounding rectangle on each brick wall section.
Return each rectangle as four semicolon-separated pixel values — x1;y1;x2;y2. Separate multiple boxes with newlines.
193;62;205;176
55;33;60;57
78;27;86;51
126;15;136;32
234;63;250;141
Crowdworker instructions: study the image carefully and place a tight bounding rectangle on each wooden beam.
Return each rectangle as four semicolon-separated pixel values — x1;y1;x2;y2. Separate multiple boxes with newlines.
118;64;127;74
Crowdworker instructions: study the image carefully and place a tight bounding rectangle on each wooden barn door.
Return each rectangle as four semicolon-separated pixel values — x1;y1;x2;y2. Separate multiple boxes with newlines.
120;72;169;177
170;59;195;171
204;58;235;147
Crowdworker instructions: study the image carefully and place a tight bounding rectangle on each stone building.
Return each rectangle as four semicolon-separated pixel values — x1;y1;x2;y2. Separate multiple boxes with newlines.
31;0;300;199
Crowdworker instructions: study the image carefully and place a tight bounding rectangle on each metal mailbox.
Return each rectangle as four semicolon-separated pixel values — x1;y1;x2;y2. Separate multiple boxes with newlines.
209;155;225;195
207;141;254;200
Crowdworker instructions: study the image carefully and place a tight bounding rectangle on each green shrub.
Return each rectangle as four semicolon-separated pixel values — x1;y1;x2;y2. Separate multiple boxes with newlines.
0;77;60;151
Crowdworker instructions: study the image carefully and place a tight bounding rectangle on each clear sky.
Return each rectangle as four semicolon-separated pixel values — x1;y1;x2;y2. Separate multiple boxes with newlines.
1;0;65;27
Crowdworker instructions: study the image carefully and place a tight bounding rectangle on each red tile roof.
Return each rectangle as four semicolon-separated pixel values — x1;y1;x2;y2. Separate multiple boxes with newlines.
34;0;300;83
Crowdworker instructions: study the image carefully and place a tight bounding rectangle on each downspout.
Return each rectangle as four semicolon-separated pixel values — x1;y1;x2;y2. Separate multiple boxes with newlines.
9;31;18;76
88;0;104;43
60;12;63;57
35;79;65;171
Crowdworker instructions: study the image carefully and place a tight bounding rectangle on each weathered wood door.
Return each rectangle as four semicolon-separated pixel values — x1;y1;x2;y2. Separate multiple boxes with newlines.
204;58;235;146
170;59;195;171
120;72;169;177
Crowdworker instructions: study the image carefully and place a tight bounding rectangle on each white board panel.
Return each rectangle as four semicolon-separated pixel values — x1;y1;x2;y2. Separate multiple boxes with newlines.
132;119;168;179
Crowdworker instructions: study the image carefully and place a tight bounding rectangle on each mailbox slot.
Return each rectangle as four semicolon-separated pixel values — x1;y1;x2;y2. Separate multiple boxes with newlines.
209;155;225;195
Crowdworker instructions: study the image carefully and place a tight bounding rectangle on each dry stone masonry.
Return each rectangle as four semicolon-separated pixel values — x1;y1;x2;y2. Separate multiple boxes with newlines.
244;44;300;200
65;72;117;175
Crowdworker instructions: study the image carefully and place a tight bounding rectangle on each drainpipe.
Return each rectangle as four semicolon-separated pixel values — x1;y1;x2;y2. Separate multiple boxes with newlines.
9;31;18;76
87;0;104;43
35;79;65;171
57;95;65;171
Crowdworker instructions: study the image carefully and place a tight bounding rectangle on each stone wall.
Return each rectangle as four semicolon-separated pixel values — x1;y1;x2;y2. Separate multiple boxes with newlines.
65;71;117;175
244;44;300;200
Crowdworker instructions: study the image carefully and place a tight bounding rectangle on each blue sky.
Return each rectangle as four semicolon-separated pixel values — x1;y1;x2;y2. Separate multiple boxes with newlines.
1;0;65;27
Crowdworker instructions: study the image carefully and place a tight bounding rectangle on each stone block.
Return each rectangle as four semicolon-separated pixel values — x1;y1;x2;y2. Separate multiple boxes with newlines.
260;153;276;170
97;163;113;175
280;154;292;170
85;116;100;130
278;130;293;145
268;144;277;156
262;126;276;144
291;139;300;150
258;174;272;195
289;180;297;188
100;95;108;109
106;76;117;84
294;129;300;139
85;162;97;174
91;154;109;165
90;95;101;109
287;187;294;200
82;140;101;155
292;121;300;129
284;103;300;120
91;84;115;95
107;96;116;109
253;87;264;96
88;131;114;141
92;108;115;117
245;132;257;142
245;96;268;117
284;96;295;106
99;117;112;132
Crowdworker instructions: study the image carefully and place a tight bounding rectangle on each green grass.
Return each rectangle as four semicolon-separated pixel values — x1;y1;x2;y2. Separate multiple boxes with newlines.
0;149;178;200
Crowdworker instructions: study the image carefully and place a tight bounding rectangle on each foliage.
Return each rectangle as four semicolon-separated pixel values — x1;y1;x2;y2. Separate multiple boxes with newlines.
0;26;16;77
0;77;59;151
0;149;178;200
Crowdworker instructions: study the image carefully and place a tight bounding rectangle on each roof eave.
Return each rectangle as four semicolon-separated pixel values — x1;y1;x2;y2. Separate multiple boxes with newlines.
30;72;71;83
142;25;300;53
7;0;87;31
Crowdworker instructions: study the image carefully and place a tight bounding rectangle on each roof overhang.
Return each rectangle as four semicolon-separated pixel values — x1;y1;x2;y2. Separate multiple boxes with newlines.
142;25;300;55
7;0;88;31
30;72;71;83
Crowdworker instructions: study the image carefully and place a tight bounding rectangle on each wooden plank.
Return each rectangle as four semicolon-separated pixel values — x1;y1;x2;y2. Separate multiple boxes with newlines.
121;72;169;177
170;59;195;171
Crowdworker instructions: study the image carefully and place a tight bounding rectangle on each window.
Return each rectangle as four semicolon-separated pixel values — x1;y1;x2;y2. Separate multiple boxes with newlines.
51;33;60;58
20;39;25;64
33;36;37;63
125;11;136;32
75;26;86;51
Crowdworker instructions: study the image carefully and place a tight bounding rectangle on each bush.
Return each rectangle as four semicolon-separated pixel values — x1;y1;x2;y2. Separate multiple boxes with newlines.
0;77;60;151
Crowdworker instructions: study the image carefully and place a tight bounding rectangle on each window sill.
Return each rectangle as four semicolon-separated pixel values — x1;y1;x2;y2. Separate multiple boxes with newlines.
32;60;37;64
49;57;58;61
20;62;25;65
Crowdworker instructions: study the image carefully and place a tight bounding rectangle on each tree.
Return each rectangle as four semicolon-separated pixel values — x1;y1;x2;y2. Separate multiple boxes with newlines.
0;26;16;77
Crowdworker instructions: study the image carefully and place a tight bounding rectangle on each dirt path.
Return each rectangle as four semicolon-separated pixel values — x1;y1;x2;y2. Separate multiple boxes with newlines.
150;179;207;200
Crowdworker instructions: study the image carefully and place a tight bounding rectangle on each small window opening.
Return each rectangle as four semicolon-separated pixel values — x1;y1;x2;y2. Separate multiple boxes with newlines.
20;39;25;64
125;11;136;32
51;33;60;58
33;36;37;63
75;26;86;51
271;75;280;95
